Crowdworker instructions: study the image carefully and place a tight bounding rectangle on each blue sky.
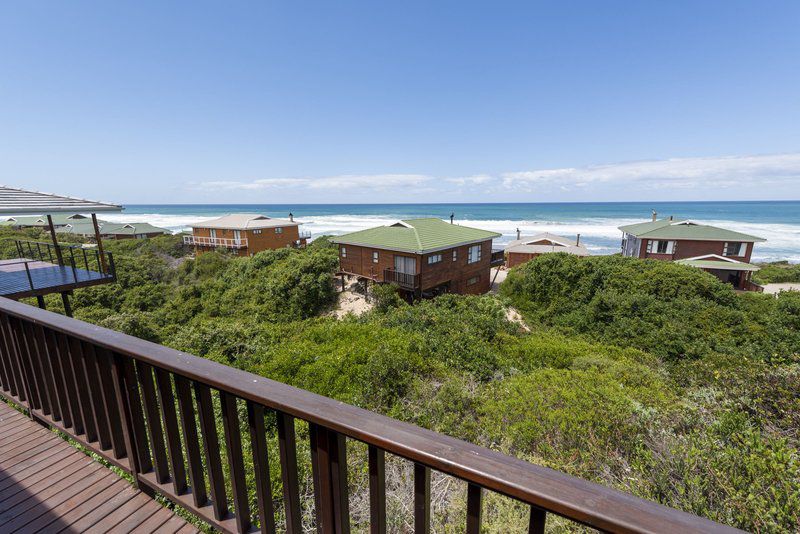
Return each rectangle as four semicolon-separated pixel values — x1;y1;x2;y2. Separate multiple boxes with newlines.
1;1;799;204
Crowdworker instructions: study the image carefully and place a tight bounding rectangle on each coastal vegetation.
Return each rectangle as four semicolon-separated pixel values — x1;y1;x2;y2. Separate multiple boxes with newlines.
3;229;799;532
755;260;800;284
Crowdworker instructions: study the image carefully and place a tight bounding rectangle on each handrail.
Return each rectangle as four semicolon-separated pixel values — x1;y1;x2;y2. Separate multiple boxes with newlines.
11;239;115;280
183;235;248;248
383;268;420;289
0;297;742;534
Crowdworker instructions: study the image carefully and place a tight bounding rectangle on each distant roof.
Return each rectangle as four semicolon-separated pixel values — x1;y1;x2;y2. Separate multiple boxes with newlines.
0;186;122;215
191;213;298;230
619;218;765;242
506;233;589;256
56;220;170;236
330;218;501;254
676;255;760;272
0;213;91;227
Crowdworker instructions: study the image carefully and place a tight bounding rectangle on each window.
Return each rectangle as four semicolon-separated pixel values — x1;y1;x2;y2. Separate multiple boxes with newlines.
466;276;480;286
427;254;442;265
275;227;283;234
452;250;458;261
373;251;379;263
467;244;482;264
341;247;347;258
253;229;262;234
646;240;675;254
724;242;745;256
209;229;217;239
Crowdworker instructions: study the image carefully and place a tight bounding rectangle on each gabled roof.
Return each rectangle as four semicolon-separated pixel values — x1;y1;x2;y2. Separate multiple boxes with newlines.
0;213;90;227
330;218;501;254
506;233;589;256
619;218;765;242
0;186;122;214
676;255;760;272
191;213;298;230
56;220;170;236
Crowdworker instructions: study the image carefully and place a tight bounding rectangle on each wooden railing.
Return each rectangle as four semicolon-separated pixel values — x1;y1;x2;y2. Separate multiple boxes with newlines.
383;269;420;290
13;239;116;280
0;297;742;534
183;235;249;248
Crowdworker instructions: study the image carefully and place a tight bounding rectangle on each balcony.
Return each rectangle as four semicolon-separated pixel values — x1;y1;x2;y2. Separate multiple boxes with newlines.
299;230;312;239
490;248;505;267
183;235;248;248
0;240;116;299
0;298;741;534
383;268;420;289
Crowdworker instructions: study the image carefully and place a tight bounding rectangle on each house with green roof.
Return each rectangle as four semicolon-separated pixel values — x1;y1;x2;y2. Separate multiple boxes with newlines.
330;218;503;297
619;213;766;291
56;219;171;240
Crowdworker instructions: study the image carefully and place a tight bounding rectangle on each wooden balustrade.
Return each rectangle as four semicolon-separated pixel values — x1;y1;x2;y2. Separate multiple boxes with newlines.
0;297;742;534
383;269;420;289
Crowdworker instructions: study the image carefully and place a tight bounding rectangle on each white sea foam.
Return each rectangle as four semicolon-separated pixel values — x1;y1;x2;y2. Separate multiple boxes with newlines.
103;212;800;263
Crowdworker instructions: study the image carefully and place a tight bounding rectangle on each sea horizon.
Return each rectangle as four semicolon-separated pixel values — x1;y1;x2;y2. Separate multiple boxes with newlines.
104;200;800;263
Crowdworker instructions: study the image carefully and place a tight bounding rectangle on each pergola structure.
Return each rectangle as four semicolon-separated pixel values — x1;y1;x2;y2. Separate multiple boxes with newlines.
0;186;123;314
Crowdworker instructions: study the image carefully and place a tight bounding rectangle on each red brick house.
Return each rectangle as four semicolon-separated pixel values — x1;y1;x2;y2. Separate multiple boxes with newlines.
330;218;503;298
619;214;766;290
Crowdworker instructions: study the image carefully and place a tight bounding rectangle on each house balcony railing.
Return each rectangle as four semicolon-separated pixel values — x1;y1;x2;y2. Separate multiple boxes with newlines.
183;235;248;248
490;249;505;267
383;268;420;290
0;298;741;534
0;240;116;299
298;230;312;239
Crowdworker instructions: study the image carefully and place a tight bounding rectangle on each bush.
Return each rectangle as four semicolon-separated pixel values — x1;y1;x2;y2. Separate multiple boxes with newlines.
501;254;800;361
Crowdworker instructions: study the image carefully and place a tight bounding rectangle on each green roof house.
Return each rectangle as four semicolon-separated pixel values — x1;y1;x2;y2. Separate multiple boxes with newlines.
57;220;171;240
331;218;503;297
619;212;766;291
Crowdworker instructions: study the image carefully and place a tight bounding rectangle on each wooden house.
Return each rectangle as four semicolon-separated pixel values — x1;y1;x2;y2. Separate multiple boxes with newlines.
331;218;503;297
619;213;766;291
505;232;589;268
57;220;170;240
184;213;310;256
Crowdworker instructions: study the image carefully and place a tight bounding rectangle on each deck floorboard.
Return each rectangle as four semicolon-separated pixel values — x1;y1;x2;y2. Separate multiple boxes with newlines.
0;401;199;533
0;259;113;298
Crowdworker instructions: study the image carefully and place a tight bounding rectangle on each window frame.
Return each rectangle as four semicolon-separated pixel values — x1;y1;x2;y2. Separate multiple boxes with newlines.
427;253;442;265
467;244;482;264
724;242;745;257
373;251;379;263
466;275;480;286
341;246;347;258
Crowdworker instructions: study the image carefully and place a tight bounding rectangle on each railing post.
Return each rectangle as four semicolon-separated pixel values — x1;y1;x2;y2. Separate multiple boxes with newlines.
69;248;78;282
369;446;386;534
310;423;350;534
414;464;431;534
23;262;35;292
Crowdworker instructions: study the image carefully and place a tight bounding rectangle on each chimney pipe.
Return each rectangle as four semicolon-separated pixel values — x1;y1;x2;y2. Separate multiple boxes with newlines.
576;233;581;246
289;212;294;222
450;212;454;224
651;210;657;222
516;228;521;240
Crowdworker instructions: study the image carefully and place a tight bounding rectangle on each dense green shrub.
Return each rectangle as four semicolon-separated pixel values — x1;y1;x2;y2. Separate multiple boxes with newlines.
754;260;800;284
502;254;800;361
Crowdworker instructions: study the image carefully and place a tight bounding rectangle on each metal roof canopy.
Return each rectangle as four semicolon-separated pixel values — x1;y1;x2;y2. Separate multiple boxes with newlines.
0;186;123;215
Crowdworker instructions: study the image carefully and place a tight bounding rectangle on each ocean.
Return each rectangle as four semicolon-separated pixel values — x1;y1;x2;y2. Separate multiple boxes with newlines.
103;201;800;263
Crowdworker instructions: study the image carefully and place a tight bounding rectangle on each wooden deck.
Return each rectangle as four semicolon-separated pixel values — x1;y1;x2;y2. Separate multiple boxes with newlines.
0;400;198;533
0;259;113;299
